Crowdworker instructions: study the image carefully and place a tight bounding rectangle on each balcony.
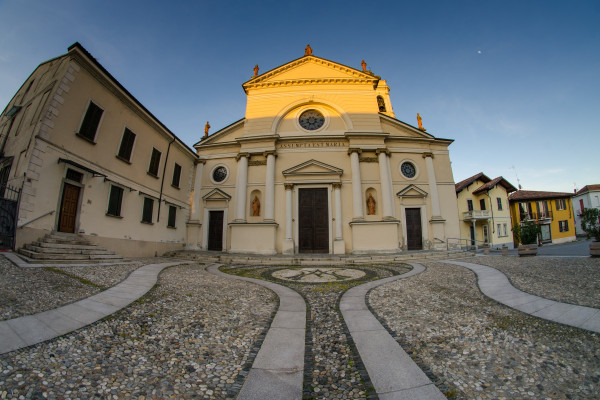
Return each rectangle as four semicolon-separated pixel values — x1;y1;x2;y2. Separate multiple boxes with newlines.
519;211;553;222
463;210;491;221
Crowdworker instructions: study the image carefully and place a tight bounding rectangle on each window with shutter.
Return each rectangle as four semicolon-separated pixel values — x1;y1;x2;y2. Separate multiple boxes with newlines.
78;101;103;142
117;128;136;162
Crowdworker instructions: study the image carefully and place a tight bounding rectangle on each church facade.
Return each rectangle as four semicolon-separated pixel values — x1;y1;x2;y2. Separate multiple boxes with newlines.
187;46;460;255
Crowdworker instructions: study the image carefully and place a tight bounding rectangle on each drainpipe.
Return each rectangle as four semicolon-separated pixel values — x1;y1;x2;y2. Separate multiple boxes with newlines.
157;138;175;222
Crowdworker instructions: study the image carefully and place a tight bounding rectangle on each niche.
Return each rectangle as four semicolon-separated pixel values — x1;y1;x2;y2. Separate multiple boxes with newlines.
365;188;378;216
250;190;262;218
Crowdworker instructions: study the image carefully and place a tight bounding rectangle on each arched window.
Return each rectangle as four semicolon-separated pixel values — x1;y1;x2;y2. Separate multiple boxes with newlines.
377;96;386;112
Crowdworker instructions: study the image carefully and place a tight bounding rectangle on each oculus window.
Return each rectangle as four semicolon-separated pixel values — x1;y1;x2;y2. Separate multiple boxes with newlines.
212;166;228;183
299;109;325;131
400;162;416;179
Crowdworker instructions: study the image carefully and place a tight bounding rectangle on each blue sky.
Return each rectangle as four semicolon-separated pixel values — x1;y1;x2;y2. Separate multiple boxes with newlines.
1;0;598;193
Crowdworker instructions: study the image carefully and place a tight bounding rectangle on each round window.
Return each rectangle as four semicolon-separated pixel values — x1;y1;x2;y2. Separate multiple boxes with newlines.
212;166;228;183
298;109;325;131
400;162;416;179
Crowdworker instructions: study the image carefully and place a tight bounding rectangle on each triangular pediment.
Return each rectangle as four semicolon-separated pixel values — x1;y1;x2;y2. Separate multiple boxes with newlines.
282;159;343;176
243;56;378;92
397;185;428;198
202;188;232;201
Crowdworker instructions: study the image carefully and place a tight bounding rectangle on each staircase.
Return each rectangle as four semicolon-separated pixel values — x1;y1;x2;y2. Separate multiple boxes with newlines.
18;232;124;264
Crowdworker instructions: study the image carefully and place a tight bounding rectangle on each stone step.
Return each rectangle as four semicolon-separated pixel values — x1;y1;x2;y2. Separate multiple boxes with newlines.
42;237;93;245
24;244;115;255
32;241;102;250
15;253;109;264
18;249;92;260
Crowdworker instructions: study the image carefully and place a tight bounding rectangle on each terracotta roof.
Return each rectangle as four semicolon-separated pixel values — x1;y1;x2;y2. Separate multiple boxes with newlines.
508;190;573;202
455;172;490;193
472;176;518;194
575;184;600;196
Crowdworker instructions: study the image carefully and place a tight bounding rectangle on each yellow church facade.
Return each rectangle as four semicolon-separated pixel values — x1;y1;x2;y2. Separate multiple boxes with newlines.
188;47;461;255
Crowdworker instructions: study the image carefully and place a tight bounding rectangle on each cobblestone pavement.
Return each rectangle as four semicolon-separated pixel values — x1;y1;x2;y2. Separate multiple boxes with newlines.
369;260;600;400
1;256;599;399
0;257;149;321
0;263;277;399
469;256;600;308
223;265;412;400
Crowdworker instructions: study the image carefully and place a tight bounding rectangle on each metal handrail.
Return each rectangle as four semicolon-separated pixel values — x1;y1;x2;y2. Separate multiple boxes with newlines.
446;237;488;251
18;210;55;229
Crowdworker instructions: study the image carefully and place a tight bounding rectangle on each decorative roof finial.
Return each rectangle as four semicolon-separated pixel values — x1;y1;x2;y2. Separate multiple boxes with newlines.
204;121;211;137
417;113;426;131
361;60;367;72
305;44;313;56
253;64;259;77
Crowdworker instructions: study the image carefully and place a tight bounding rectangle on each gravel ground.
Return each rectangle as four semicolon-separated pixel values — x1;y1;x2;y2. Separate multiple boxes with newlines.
0;263;277;400
369;261;600;400
467;256;600;308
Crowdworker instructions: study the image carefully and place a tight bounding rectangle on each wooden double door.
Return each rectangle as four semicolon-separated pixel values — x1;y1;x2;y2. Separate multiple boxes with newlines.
405;208;423;251
298;188;329;253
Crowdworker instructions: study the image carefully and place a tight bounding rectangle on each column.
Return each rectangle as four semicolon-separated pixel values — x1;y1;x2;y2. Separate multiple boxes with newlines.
190;160;205;221
264;151;276;221
472;221;478;250
283;183;294;254
333;183;343;239
377;149;394;219
424;153;441;217
333;183;345;254
349;149;364;219
234;153;249;221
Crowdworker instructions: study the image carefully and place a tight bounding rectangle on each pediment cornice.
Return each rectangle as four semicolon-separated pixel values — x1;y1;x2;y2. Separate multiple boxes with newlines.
243;56;379;92
282;159;343;177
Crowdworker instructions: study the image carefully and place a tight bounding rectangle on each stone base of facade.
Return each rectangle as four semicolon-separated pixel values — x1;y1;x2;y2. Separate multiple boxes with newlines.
185;221;202;250
229;222;278;255
333;239;346;255
16;227;186;257
282;238;295;254
350;220;400;253
551;236;576;245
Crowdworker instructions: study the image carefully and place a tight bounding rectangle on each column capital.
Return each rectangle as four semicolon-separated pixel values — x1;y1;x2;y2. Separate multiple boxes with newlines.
195;159;206;165
263;150;277;157
347;148;362;155
375;148;390;156
235;152;250;161
284;183;294;190
422;152;434;159
332;182;342;189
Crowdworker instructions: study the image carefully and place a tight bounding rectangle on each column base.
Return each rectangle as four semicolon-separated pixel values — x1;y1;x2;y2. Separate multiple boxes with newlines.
333;239;346;255
283;238;295;254
185;221;202;250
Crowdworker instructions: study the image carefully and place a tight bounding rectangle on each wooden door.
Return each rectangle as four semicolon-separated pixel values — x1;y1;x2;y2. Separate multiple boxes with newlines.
208;210;224;251
405;208;422;250
298;188;329;253
58;183;80;233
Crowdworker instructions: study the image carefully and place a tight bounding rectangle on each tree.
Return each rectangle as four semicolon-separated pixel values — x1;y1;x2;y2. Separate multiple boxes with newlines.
513;221;541;245
581;208;600;242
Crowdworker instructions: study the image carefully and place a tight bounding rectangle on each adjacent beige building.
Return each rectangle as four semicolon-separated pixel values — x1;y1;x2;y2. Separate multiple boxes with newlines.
0;43;197;256
455;173;517;250
189;47;461;254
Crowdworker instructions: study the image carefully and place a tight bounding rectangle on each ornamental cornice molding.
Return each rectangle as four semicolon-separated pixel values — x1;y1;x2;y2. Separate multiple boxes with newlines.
244;77;377;91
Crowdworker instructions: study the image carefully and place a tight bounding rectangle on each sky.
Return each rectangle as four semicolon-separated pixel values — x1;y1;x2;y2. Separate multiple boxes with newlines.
0;0;598;193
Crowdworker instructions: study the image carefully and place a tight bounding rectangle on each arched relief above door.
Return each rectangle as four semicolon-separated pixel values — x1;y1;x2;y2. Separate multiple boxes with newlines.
270;99;353;134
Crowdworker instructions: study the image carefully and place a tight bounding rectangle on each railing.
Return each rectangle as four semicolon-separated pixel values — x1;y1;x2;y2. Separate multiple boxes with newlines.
520;211;553;222
446;237;488;251
463;210;491;220
18;210;55;229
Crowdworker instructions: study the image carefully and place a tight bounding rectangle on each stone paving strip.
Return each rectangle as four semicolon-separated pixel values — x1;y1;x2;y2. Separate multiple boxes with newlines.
0;261;192;354
443;259;600;333
340;263;446;400
207;264;306;400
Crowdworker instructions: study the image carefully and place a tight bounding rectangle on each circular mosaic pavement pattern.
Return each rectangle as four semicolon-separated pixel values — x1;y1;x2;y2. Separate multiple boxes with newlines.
271;267;366;282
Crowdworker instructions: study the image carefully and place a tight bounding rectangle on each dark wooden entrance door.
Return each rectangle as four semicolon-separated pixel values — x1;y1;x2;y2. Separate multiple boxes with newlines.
405;208;423;250
208;210;224;251
58;183;80;233
298;188;329;253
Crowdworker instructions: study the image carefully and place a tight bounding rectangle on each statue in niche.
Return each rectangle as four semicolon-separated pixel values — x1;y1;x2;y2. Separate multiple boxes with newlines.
251;195;261;216
367;193;376;215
